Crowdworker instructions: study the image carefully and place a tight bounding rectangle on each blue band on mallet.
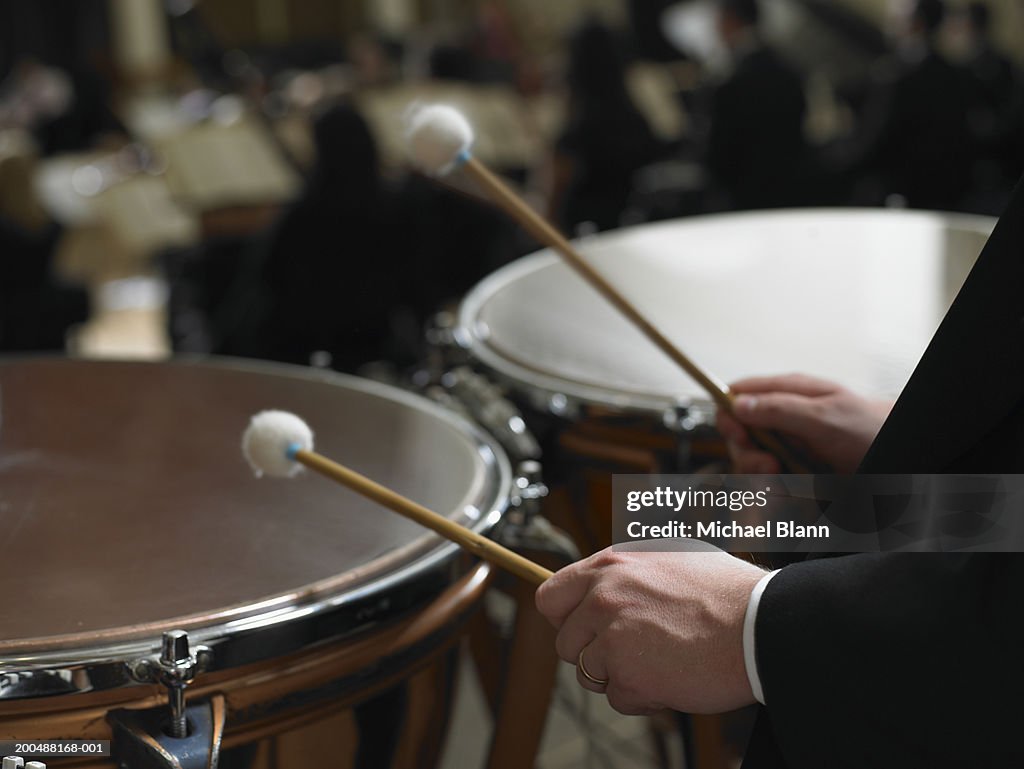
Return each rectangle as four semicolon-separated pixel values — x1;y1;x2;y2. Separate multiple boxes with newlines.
454;146;472;168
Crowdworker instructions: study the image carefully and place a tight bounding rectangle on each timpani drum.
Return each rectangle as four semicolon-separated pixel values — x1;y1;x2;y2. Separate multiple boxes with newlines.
455;209;996;550
0;358;512;769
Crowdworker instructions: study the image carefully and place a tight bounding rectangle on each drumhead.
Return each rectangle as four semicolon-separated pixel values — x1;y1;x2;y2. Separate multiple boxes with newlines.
0;358;510;695
458;209;995;415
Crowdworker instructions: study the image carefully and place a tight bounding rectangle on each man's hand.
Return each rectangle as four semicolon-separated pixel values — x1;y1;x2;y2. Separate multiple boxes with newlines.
717;374;893;474
535;545;765;715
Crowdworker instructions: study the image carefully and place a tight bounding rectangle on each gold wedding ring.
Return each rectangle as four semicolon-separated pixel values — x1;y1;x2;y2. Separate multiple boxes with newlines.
578;645;609;687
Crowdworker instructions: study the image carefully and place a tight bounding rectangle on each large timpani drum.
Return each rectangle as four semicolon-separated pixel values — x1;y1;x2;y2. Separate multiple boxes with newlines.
456;210;995;549
0;359;512;769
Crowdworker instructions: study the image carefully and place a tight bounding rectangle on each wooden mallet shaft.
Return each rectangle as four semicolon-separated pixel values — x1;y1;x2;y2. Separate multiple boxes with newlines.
459;156;811;473
294;448;554;585
462;156;732;412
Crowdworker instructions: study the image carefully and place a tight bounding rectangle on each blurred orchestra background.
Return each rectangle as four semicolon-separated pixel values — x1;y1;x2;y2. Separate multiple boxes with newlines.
2;0;1022;367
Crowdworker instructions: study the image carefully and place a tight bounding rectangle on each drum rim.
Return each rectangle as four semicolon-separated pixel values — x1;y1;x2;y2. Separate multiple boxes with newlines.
0;356;514;698
457;208;997;416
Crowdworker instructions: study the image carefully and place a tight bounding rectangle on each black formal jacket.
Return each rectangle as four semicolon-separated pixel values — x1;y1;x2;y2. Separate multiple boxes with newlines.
741;178;1024;768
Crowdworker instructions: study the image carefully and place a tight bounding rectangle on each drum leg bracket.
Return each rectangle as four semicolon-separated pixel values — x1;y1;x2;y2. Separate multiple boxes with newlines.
108;695;224;769
495;515;580;564
499;460;580;563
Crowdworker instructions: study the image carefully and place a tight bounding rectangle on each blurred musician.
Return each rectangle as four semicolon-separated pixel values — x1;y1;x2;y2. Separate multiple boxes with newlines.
704;0;814;210
225;103;413;371
0;213;89;352
550;17;663;233
959;1;1024;209
853;0;976;210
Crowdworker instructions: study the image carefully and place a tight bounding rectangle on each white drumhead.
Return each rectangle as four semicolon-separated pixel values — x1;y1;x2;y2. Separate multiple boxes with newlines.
459;210;995;413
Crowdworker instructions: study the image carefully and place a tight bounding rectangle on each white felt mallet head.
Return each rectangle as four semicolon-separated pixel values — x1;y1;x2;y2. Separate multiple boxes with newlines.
404;103;474;176
239;409;554;585
242;410;314;478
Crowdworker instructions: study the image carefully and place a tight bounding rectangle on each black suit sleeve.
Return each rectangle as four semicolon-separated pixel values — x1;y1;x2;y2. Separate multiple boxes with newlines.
742;168;1024;768
753;553;1024;768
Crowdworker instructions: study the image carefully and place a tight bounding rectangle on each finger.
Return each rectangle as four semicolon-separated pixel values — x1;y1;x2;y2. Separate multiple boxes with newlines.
716;410;754;447
554;606;598;665
728;442;782;474
605;686;657;716
730;373;839;398
552;578;619;663
605;675;657;716
535;559;597;628
732;392;822;437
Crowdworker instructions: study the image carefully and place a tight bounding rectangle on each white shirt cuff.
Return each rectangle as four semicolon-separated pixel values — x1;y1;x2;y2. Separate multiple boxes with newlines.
743;569;780;706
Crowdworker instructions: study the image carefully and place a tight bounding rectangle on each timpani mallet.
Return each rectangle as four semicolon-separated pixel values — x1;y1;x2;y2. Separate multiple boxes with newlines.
403;104;810;473
242;410;553;586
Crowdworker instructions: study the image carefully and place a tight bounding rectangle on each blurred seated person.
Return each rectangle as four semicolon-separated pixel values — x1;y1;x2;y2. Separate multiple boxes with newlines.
0;58;124;155
961;3;1018;140
628;0;689;63
166;0;228;91
704;0;814;211
848;0;975;211
348;33;403;89
395;171;521;322
470;0;523;84
959;2;1024;202
0;61;72;135
220;100;523;369
0;214;88;351
549;17;664;234
428;43;479;82
226;103;415;372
